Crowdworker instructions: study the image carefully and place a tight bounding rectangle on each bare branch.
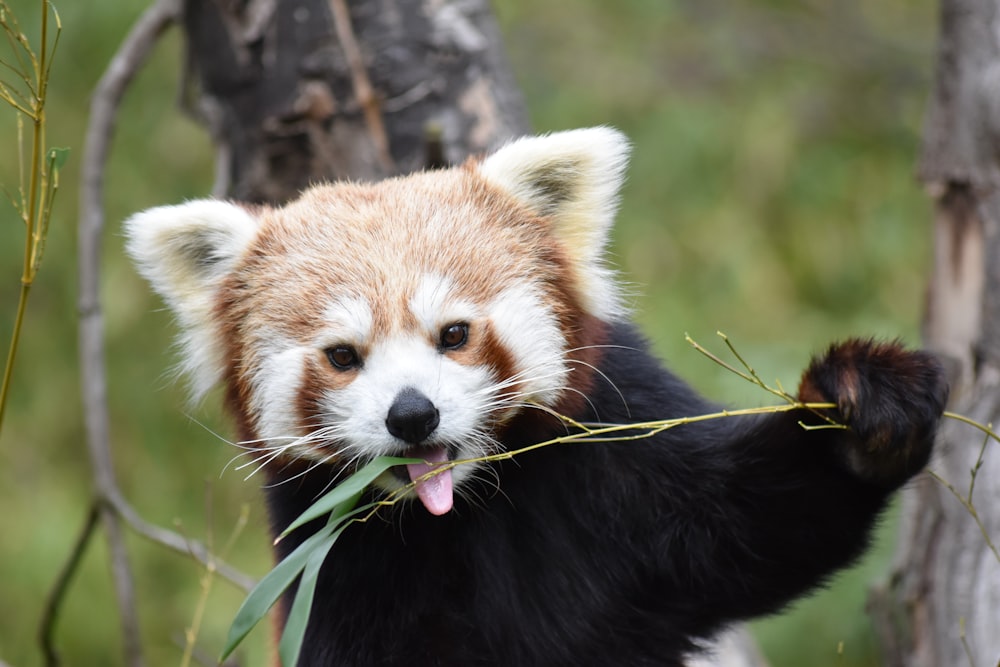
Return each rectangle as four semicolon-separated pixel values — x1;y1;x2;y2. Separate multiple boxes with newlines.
77;0;182;665
108;491;257;593
38;494;255;667
39;502;101;667
926;469;1000;565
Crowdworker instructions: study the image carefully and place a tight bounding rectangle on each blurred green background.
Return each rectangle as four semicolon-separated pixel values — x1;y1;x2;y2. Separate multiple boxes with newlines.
0;0;936;665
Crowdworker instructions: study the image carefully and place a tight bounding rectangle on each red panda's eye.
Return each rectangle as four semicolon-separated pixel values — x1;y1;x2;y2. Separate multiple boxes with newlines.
439;323;469;350
326;346;360;370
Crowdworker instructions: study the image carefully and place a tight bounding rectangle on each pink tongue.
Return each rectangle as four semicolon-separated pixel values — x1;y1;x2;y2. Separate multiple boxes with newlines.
406;448;453;516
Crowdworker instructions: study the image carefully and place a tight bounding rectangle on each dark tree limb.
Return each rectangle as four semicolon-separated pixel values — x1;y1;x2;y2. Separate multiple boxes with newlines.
869;1;1000;665
39;502;101;667
180;0;530;203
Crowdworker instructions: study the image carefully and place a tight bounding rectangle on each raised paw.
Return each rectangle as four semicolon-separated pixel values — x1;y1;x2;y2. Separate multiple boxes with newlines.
797;339;948;486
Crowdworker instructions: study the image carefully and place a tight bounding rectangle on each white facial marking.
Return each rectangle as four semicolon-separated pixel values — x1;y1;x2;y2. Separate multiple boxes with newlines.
240;280;565;499
318;295;373;347
320;335;496;488
410;273;480;334
248;342;310;443
487;284;567;406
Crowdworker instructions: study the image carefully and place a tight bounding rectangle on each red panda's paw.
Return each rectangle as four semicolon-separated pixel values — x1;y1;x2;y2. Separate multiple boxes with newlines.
798;339;948;487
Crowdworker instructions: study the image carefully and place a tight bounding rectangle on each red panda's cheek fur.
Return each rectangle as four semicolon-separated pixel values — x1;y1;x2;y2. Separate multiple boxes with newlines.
528;233;612;420
216;288;257;448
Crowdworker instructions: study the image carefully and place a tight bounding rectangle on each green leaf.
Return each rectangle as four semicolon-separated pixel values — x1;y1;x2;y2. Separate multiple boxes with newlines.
278;455;420;539
277;524;347;667
220;498;381;660
220;523;336;660
46;146;68;170
223;455;420;660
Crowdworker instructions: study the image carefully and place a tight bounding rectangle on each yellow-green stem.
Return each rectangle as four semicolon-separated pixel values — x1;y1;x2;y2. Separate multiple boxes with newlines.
26;3;47;270
0;281;31;430
0;0;50;436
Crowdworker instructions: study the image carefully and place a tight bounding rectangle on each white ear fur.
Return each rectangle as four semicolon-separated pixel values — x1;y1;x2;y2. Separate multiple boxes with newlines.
477;127;630;321
124;199;260;401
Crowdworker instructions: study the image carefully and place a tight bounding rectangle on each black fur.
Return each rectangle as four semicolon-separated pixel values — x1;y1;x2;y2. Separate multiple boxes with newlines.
267;323;946;666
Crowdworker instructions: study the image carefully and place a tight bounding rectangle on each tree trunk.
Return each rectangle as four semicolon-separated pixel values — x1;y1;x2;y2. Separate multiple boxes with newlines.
178;1;766;664
181;0;529;202
869;1;1000;665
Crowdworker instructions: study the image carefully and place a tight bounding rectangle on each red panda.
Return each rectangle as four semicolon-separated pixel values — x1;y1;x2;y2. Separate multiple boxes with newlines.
125;128;946;666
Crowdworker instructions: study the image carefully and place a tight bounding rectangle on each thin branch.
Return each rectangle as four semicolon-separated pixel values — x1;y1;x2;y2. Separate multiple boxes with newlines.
958;617;977;667
37;495;255;667
181;497;251;667
0;9;34;92
108;491;256;592
926;469;1000;565
100;505;143;667
966;427;990;501
77;0;182;665
686;332;844;428
0;77;33;114
39;501;101;667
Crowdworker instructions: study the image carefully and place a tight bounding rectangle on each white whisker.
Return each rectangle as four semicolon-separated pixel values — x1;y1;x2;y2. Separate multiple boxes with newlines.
565;358;630;418
565;343;640;355
262;451;341;489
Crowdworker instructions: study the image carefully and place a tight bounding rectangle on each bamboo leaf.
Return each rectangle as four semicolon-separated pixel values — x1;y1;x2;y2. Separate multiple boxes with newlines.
222;456;418;658
221;499;378;660
278;455;420;539
220;523;336;659
47;145;68;169
277;525;346;667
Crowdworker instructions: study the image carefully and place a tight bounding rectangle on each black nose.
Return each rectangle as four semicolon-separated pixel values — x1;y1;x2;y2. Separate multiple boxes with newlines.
385;387;440;444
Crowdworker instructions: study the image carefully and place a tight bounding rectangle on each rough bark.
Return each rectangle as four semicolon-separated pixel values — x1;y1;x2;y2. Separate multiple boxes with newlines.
869;1;1000;665
181;0;529;202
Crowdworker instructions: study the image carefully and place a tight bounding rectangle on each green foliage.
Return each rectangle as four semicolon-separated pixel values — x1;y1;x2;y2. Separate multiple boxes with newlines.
0;0;64;432
0;0;936;665
222;456;421;664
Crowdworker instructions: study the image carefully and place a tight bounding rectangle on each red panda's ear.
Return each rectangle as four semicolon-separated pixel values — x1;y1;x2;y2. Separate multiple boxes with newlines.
477;127;630;321
124;199;260;401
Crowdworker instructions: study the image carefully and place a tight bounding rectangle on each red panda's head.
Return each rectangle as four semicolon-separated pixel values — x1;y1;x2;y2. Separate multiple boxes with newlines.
125;127;630;514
